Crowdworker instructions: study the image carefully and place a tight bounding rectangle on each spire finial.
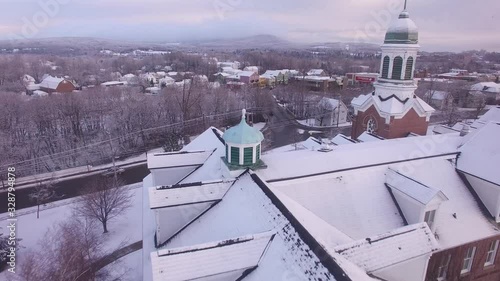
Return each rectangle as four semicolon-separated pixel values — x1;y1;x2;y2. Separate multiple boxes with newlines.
404;0;408;10
242;109;246;120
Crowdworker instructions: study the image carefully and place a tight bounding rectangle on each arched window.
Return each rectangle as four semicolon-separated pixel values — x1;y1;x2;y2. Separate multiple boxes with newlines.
392;56;403;80
381;56;390;79
405;57;414;80
366;118;377;134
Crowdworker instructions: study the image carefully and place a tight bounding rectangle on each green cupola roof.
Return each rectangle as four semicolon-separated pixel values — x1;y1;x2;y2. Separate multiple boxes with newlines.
384;10;419;45
223;109;264;145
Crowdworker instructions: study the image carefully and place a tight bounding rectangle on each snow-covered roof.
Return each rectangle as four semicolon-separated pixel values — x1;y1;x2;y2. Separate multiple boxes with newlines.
259;73;275;80
258;134;461;182
151;231;275;281
335;223;439;273
331;134;357;145
160;173;342;280
457;122;500;186
471;82;500;93
26;84;40;91
268;164;407;240
227;71;256;80
243;66;259;72
394;159;499;247
236;70;256;77
32;90;48;97
23;74;36;84
307;69;325;76
386;168;448;205
474;106;500;126
357;132;384;143
148;180;234;209
101;81;127;86
267;153;498;249
295;75;334;81
263;70;282;77
147;150;215;170
159;77;175;84
432;125;461;135
424;90;449;100
352;92;435;117
39;75;70;90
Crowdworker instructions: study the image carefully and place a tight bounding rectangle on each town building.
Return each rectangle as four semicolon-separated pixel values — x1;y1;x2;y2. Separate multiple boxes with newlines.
424;90;450;109
344;72;379;86
227;71;259;84
38;75;76;94
142;105;500;281
243;66;259;74
315;97;349;127
293;75;339;91
351;7;435;139
307;69;328;77
438;69;478;81
471;82;500;104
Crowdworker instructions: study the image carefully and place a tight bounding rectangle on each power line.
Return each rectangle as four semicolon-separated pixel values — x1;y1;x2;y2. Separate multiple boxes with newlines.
2;107;273;169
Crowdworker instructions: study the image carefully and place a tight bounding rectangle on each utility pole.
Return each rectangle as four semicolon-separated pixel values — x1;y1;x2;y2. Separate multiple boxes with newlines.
337;93;342;128
108;131;117;183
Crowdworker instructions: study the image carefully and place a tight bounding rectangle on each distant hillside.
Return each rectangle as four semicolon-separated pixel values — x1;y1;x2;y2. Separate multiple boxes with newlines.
0;35;380;53
186;34;300;49
0;37;177;53
307;42;380;52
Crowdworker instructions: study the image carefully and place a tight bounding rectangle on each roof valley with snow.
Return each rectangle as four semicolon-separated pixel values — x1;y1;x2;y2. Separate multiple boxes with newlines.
139;4;500;280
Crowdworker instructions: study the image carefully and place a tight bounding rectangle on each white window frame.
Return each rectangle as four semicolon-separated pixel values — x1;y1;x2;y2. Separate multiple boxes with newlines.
461;247;476;275
437;254;451;281
485;240;499;267
424;209;436;229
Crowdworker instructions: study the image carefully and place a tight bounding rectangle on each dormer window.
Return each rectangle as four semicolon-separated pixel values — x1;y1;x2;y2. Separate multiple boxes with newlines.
386;168;449;231
424;209;436;229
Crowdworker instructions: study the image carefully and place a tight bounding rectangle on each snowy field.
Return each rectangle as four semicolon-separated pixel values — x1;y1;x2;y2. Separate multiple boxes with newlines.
101;249;143;281
252;122;266;131
0;183;143;280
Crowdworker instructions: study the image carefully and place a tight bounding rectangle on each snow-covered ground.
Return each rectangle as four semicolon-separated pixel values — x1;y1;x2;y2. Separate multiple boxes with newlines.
0;183;143;279
252;122;266;131
100;249;143;281
297;129;323;135
297;119;352;128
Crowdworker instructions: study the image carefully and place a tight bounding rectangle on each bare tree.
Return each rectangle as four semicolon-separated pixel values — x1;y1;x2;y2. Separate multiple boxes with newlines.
18;218;106;281
74;177;132;233
0;229;9;270
443;94;460;126
469;92;487;119
29;175;59;219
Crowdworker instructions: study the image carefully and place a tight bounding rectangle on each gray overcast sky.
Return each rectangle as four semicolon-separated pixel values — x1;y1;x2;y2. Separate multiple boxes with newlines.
0;0;498;51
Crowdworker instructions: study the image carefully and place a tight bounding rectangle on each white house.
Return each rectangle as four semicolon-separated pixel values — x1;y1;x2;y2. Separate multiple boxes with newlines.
307;69;328;77
315;97;349;127
424;90;449;109
471;82;500;103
